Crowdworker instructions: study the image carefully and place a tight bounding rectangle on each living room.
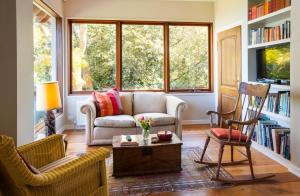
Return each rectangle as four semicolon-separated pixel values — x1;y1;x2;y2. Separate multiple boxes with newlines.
1;0;300;195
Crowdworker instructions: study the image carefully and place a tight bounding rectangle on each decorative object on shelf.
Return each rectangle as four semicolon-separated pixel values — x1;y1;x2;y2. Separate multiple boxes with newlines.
196;82;275;183
136;115;151;142
157;130;173;141
36;81;62;136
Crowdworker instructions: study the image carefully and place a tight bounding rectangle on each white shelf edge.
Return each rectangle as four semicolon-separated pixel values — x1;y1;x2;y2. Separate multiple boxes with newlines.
248;39;290;49
251;141;291;168
248;6;291;25
252;139;300;177
260;110;290;122
249;106;290;122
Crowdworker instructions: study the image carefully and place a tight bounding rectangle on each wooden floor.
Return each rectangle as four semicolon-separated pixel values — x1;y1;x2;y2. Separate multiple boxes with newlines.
65;125;300;196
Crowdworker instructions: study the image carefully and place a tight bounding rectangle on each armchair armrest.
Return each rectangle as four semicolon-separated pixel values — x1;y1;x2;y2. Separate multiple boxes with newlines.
80;99;97;145
166;96;188;139
26;147;110;187
17;134;65;168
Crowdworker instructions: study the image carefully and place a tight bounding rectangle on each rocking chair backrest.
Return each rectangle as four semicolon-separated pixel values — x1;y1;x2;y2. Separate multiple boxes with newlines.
231;82;270;143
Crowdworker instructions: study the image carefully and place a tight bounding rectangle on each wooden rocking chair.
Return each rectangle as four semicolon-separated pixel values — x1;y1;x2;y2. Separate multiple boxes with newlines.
195;82;275;184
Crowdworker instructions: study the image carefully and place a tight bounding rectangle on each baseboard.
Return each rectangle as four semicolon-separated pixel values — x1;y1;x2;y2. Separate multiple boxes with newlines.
288;163;300;177
63;124;76;131
252;142;300;177
182;119;210;125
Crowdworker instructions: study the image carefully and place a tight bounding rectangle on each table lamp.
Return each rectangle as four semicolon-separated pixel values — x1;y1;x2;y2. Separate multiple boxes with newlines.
36;81;62;136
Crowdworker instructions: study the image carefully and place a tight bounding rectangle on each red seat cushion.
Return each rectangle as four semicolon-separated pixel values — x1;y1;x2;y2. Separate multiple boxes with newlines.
211;128;247;141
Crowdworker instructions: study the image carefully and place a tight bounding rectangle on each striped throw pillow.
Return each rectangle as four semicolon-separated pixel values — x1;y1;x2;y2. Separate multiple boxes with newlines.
92;88;124;117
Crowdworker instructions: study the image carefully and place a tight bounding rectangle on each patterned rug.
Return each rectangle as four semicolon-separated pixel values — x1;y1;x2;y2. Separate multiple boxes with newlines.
107;147;232;195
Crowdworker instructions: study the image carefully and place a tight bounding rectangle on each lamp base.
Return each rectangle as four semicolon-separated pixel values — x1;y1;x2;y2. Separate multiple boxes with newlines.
45;110;56;136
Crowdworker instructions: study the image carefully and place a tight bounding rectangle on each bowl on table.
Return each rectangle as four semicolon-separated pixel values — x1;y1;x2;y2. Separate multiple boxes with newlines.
157;131;173;141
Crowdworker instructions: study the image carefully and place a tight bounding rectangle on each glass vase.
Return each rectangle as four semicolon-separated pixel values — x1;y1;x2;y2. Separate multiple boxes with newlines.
142;128;150;142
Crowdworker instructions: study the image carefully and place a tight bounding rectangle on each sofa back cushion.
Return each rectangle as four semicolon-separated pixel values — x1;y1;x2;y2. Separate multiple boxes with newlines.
119;92;133;115
133;92;166;115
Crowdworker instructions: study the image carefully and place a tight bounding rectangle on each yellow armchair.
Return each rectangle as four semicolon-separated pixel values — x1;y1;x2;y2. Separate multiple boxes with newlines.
0;134;109;196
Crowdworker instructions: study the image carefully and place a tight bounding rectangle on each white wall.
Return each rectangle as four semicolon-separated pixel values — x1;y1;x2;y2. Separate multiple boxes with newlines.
63;0;215;126
0;0;34;146
213;0;248;110
64;0;214;21
44;0;64;16
290;0;300;174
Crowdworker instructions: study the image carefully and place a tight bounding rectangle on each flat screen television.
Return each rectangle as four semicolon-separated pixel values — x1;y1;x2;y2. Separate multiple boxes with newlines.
257;44;290;83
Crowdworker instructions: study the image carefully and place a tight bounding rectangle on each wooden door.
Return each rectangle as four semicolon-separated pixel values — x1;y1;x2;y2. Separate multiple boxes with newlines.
218;26;241;119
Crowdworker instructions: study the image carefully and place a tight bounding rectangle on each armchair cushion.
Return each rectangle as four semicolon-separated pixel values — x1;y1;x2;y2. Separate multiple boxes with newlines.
134;113;175;127
94;115;136;128
211;128;247;141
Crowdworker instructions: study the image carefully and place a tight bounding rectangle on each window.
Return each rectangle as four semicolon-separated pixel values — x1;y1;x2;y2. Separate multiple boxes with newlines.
169;25;209;90
69;20;212;93
33;1;63;132
71;23;116;92
122;24;164;90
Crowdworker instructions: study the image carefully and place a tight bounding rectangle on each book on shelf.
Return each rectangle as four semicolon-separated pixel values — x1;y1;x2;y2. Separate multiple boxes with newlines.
249;0;291;21
252;115;290;160
251;91;290;117
249;20;291;45
120;135;139;146
265;91;290;117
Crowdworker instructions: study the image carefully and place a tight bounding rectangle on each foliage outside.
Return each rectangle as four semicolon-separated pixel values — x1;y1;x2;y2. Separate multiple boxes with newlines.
71;23;210;91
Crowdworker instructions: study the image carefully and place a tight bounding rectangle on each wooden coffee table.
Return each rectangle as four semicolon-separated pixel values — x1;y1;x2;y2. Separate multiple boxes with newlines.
112;134;182;177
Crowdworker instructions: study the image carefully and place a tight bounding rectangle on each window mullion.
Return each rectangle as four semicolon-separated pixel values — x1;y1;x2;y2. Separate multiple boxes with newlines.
164;23;170;93
116;22;122;91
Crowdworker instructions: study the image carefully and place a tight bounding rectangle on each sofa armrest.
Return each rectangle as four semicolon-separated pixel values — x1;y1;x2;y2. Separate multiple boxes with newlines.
17;134;65;168
166;96;188;139
80;99;97;145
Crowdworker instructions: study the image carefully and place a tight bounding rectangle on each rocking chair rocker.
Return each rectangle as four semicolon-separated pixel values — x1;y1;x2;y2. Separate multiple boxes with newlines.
195;82;275;184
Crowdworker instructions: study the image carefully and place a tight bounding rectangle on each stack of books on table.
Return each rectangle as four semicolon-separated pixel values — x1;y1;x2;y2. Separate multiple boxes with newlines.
120;135;139;146
252;115;290;160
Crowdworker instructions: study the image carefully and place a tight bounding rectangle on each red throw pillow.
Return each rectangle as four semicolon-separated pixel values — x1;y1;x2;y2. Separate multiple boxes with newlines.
92;88;124;117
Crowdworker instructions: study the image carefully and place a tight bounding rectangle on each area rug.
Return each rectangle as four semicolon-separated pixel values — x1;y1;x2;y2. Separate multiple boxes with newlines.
107;147;232;196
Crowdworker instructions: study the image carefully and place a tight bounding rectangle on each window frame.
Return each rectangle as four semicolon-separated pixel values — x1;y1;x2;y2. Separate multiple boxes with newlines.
68;19;213;94
33;0;64;113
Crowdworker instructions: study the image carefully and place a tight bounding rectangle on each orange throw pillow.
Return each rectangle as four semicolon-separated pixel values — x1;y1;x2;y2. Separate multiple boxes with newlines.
92;89;123;117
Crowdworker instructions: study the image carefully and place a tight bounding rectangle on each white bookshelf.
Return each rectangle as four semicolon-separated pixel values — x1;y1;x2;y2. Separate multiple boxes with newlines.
248;6;291;26
247;0;291;164
252;141;292;169
248;38;290;49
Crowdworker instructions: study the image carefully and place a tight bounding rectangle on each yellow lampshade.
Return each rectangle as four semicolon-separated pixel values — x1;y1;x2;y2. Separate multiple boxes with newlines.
36;81;62;111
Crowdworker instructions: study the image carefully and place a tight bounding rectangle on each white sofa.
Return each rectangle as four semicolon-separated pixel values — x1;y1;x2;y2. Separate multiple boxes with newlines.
80;92;187;145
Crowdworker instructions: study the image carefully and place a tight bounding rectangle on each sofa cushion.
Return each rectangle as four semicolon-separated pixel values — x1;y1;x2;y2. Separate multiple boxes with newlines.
134;113;175;127
92;91;123;117
133;92;166;115
120;92;133;115
94;115;136;128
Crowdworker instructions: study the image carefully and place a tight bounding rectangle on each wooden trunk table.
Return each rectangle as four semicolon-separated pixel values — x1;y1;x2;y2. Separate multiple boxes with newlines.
112;134;182;177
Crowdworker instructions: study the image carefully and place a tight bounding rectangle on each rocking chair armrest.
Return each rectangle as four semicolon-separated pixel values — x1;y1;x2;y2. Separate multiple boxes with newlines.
226;118;258;126
206;110;235;116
